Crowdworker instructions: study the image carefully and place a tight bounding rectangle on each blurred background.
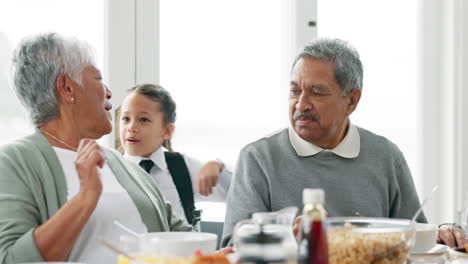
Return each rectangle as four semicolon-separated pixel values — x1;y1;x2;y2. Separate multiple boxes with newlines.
1;0;467;226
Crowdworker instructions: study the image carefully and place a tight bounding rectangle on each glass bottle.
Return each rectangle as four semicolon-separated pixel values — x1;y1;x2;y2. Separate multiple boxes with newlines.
299;188;328;264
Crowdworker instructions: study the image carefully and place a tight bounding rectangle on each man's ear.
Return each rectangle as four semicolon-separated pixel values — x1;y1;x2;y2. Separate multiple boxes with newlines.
163;123;175;140
55;74;75;104
346;89;361;115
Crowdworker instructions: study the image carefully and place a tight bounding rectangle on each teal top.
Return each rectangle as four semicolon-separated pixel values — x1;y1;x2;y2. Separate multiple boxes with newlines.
0;129;192;264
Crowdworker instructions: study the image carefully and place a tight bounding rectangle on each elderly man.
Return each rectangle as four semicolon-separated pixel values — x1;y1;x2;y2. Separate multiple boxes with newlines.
222;38;464;248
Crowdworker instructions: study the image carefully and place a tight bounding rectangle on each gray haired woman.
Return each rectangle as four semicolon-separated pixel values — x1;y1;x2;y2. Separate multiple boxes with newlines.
0;33;192;264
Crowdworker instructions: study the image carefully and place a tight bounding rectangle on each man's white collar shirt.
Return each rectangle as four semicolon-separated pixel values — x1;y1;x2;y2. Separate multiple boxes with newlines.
288;123;360;158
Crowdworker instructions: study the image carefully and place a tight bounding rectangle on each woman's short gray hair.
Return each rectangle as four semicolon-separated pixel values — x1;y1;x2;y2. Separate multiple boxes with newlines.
11;33;96;125
292;38;363;96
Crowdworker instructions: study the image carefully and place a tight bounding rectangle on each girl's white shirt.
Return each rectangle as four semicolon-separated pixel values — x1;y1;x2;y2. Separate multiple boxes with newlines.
52;147;148;264
124;147;232;223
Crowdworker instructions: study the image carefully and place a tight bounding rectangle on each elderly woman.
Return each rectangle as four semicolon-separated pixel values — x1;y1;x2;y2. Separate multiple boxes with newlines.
0;33;192;264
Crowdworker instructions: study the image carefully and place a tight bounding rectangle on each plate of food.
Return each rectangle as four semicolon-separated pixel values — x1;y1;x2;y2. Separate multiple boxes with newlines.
327;217;413;264
448;244;468;260
411;244;450;257
118;252;231;264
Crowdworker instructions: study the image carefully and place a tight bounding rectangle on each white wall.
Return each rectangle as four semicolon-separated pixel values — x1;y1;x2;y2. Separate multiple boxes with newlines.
418;0;468;224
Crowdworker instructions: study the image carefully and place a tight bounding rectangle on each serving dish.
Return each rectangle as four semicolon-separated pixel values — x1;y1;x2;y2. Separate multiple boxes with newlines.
327;217;413;264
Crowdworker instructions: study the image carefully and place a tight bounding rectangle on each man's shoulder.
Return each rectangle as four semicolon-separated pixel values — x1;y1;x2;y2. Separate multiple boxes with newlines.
242;128;289;152
357;126;403;156
237;128;292;164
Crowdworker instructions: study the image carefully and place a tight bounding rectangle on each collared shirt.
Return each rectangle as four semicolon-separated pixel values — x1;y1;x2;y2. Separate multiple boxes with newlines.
288;123;360;158
124;147;231;222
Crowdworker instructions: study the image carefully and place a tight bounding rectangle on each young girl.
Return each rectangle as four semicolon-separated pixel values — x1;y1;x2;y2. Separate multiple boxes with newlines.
118;83;231;227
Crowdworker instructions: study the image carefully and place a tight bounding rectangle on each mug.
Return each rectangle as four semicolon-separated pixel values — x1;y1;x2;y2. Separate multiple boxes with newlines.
412;223;438;253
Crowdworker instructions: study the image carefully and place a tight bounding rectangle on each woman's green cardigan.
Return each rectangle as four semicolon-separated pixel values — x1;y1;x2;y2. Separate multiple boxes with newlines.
0;129;192;264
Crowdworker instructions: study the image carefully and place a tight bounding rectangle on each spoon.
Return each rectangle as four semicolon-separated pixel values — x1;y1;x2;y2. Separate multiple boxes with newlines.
114;220;144;238
371;185;438;263
411;185;438;223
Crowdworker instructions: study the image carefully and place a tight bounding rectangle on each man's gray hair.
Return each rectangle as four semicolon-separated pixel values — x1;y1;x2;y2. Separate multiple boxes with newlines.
11;33;96;125
292;38;363;96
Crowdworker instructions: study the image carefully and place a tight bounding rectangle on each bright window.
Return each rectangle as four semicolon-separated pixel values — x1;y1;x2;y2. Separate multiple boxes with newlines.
160;0;285;164
160;0;285;221
0;0;104;145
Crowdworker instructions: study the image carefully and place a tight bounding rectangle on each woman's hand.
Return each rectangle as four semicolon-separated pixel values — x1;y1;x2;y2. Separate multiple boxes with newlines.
196;161;224;196
75;139;105;198
34;139;106;261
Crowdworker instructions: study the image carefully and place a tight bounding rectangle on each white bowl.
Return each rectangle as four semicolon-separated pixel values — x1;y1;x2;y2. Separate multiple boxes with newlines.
139;232;217;256
412;223;438;253
327;217;413;264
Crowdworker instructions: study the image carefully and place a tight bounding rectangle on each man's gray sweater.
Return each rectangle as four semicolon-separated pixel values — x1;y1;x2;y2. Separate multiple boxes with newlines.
221;127;426;247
